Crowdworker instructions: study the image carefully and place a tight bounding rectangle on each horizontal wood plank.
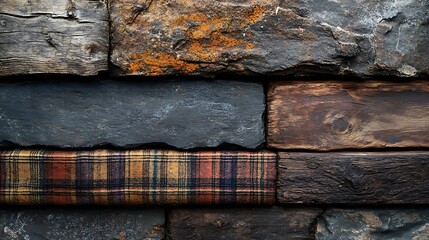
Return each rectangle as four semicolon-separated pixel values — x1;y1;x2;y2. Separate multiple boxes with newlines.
268;81;429;150
278;152;429;204
0;0;108;76
168;207;322;240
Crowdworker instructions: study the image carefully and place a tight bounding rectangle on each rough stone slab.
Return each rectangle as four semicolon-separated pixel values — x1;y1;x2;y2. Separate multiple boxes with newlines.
316;208;429;240
0;80;264;149
168;207;322;240
110;0;428;77
0;208;165;240
268;81;429;150
0;0;108;76
278;152;429;204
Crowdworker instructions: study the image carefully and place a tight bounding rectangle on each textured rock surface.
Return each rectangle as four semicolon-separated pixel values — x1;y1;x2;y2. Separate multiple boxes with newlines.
0;208;165;240
0;0;108;76
277;152;429;204
110;0;428;77
0;80;264;148
168;207;322;240
268;81;429;150
316;208;429;240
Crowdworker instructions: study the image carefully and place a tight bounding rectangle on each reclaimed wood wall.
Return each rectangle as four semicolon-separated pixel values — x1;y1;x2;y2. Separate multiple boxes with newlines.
0;0;428;239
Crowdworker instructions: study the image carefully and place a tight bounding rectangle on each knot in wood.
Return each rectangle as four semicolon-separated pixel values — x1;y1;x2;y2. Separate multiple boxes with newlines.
67;7;77;18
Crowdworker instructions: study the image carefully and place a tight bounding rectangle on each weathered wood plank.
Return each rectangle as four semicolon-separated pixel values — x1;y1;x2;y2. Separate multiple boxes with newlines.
0;0;108;76
268;81;429;150
110;0;428;77
278;152;429;204
0;208;165;240
168;207;322;240
0;80;264;149
316;208;429;240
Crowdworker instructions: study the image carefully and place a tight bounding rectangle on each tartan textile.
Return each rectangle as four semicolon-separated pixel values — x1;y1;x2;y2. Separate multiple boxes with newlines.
0;150;277;205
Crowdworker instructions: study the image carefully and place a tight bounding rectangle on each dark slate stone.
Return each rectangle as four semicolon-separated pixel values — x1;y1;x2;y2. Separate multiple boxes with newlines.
0;208;165;240
111;0;428;77
0;80;264;149
316;208;429;240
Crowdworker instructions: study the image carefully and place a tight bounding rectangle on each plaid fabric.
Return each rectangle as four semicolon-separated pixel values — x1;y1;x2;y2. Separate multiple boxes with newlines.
0;150;277;205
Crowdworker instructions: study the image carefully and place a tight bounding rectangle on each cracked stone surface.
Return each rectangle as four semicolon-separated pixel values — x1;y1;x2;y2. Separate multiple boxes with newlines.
0;79;264;149
0;0;109;76
316;208;429;240
111;0;428;77
0;208;165;240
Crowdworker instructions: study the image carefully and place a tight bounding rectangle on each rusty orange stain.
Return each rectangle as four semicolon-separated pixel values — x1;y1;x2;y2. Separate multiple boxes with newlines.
245;43;255;50
241;5;266;28
129;51;199;75
187;42;215;61
210;31;241;47
188;17;230;39
172;13;207;29
247;5;265;24
126;4;266;75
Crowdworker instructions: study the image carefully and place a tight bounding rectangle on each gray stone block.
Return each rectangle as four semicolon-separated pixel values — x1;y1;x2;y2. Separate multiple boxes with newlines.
316;208;429;240
111;0;428;77
0;208;165;240
0;80;264;149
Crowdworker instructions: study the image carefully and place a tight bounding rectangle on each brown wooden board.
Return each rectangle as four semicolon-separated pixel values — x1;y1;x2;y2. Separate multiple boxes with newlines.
278;152;429;204
0;0;108;76
168;207;322;240
268;81;429;150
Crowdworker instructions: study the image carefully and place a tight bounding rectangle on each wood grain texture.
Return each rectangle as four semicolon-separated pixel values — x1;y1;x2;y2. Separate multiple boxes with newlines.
278;152;429;204
0;0;108;76
268;81;429;150
168;207;322;240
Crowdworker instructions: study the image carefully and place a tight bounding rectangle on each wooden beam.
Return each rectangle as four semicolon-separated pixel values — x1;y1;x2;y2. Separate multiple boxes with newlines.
0;0;108;76
168;207;322;240
278;152;429;204
268;81;429;150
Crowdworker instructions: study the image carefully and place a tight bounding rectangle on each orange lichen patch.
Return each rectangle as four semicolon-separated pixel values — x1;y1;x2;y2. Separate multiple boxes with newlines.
184;31;246;62
210;31;242;47
245;43;255;50
241;5;266;28
248;5;265;23
172;13;208;29
188;17;231;39
129;51;199;75
187;42;215;61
